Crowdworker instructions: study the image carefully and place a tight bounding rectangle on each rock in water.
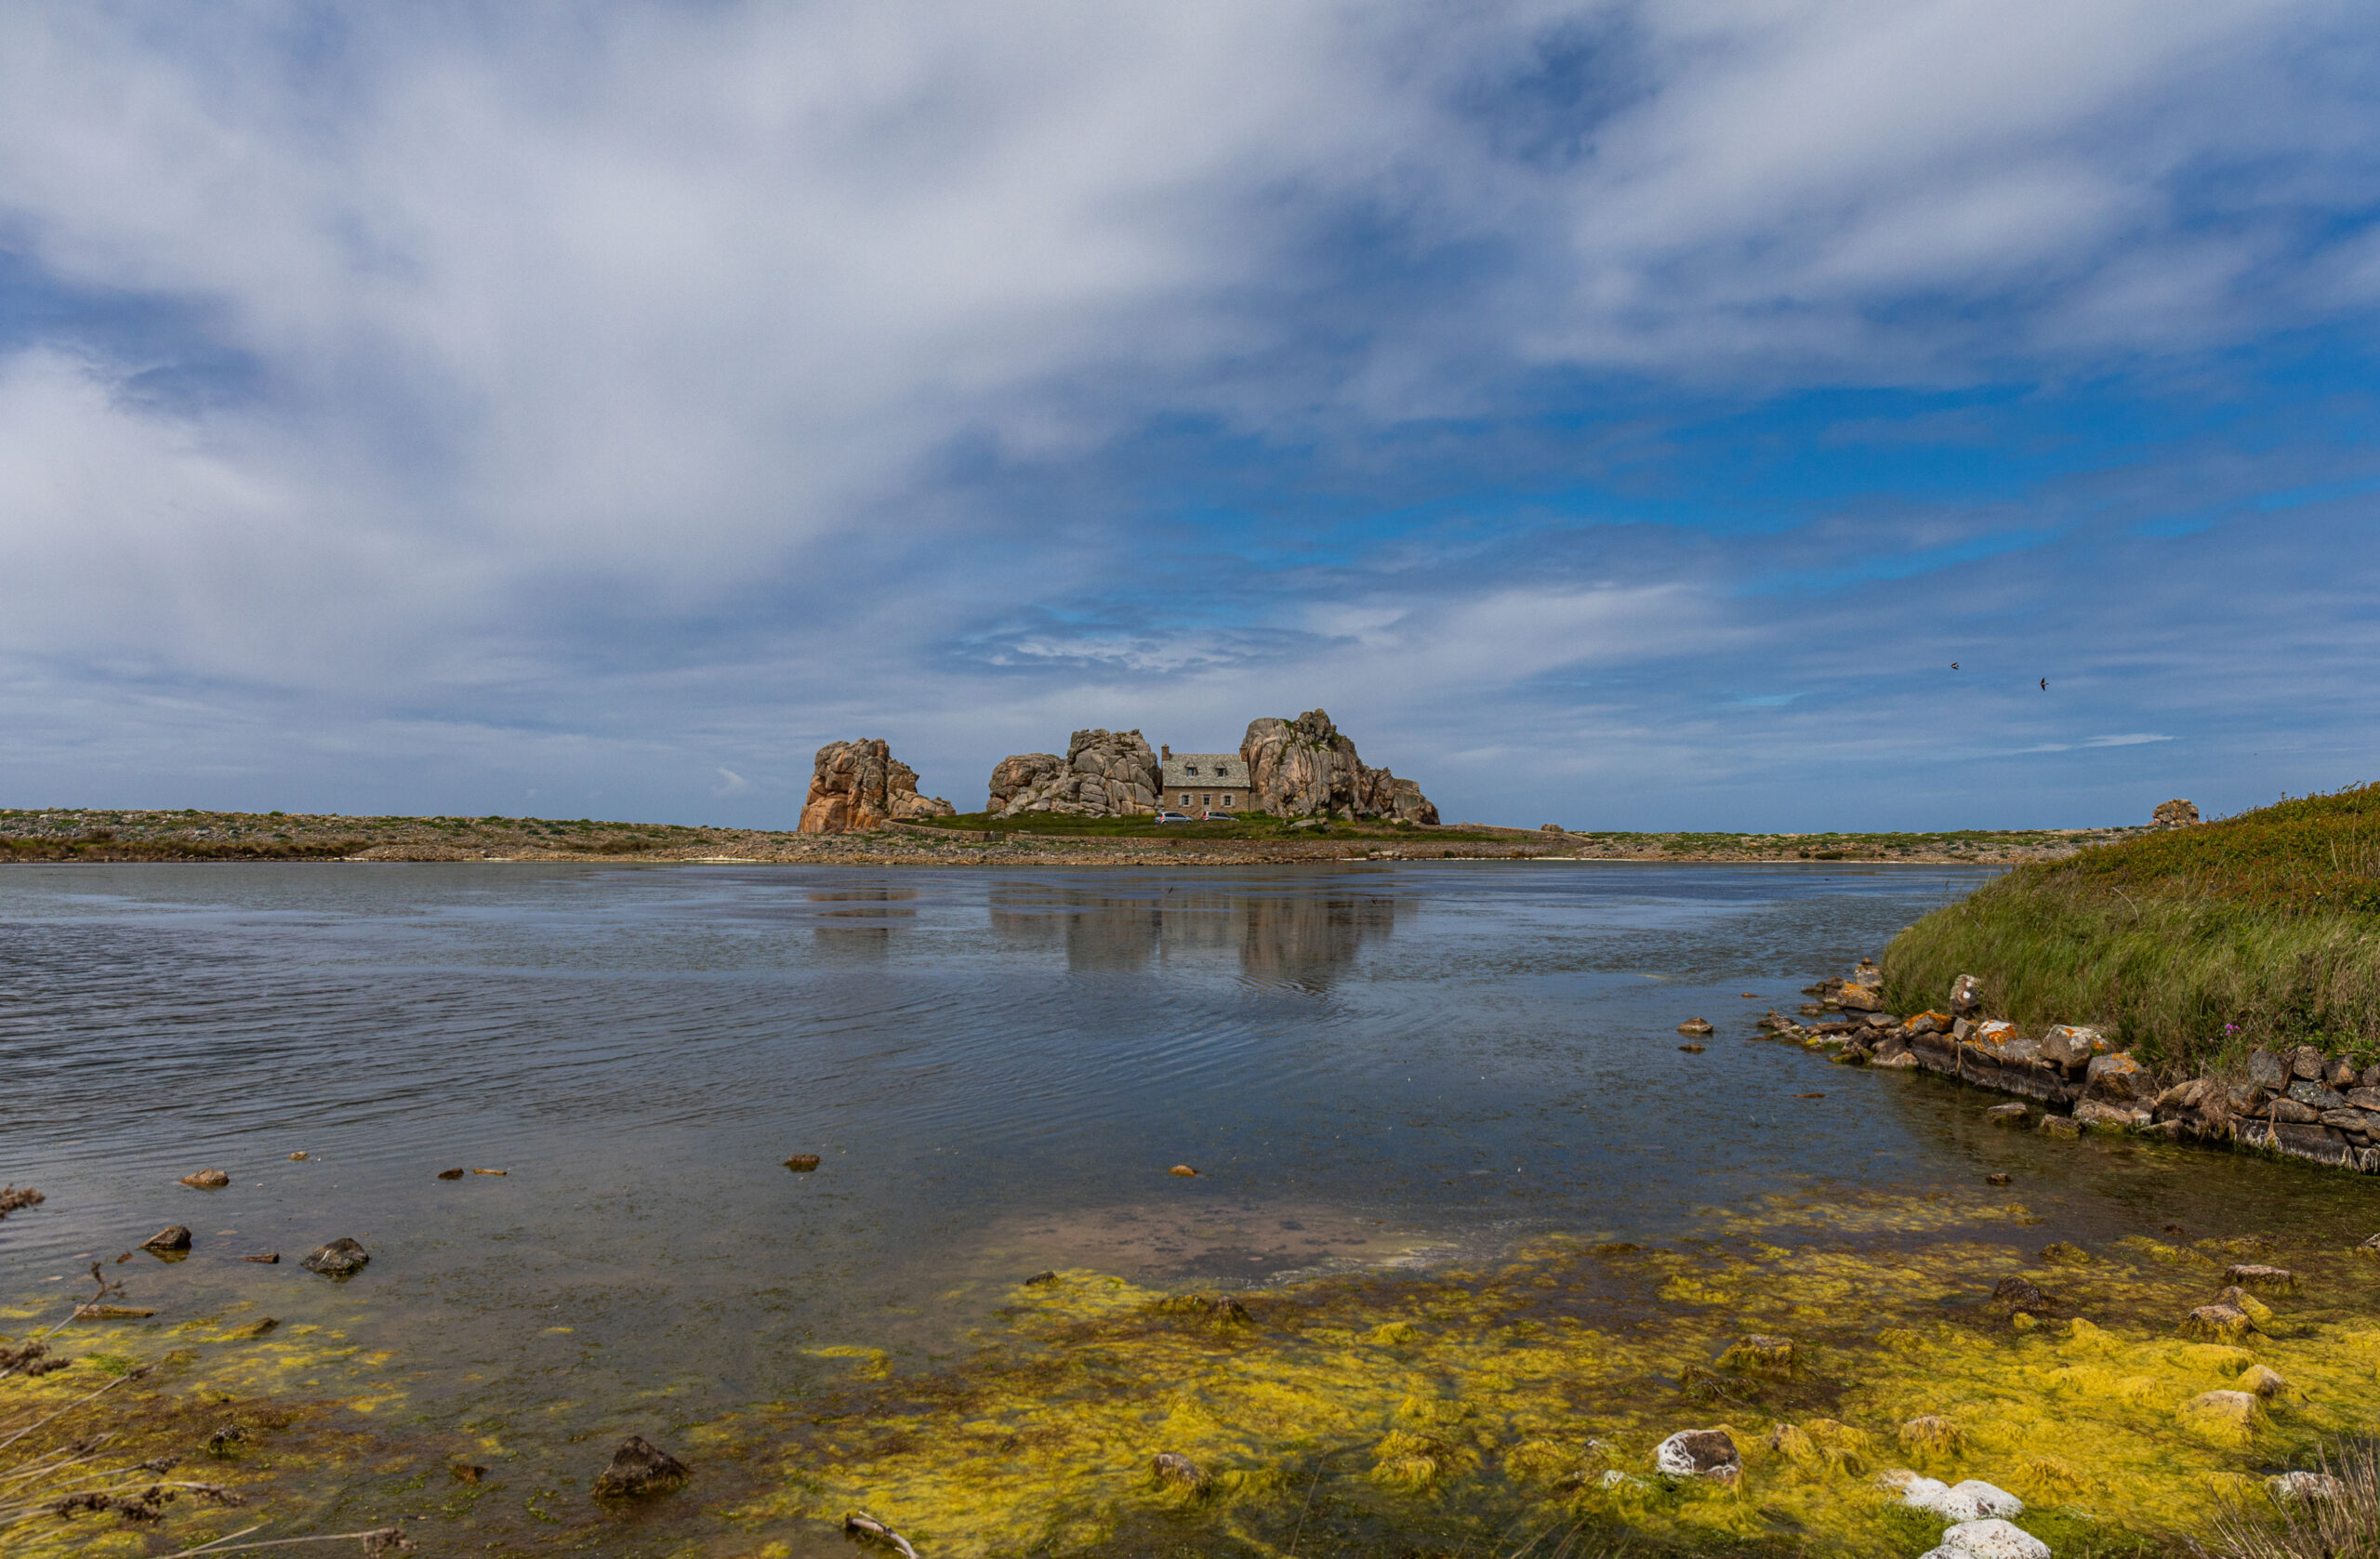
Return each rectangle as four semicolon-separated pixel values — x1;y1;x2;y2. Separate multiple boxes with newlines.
179;1169;231;1189
592;1434;688;1498
987;730;1160;819
140;1225;192;1251
2152;799;2202;828
1237;709;1437;824
1652;1428;1740;1485
783;1154;822;1171
1170;1164;1198;1176
2225;1262;2297;1290
436;1168;466;1180
799;738;955;834
1151;1450;1207;1487
1677;1018;1714;1036
299;1237;369;1276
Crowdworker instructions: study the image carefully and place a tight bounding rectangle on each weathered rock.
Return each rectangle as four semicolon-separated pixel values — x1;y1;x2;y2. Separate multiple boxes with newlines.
2038;1242;2092;1265
2040;1026;2109;1068
2224;1262;2297;1291
592;1434;689;1498
2270;1471;2342;1500
2248;1050;2287;1090
2084;1053;2149;1102
2152;799;2201;828
2073;1100;2149;1130
2236;1364;2287;1397
1677;1019;1714;1037
1170;1164;1198;1177
2213;1286;2275;1323
1024;1270;1058;1287
1848;959;1884;989
1987;1103;2030;1126
299;1237;369;1277
140;1225;192;1251
222;1316;278;1339
1151;1450;1207;1488
1923;1518;2052;1559
2327;1059;2360;1090
2178;1389;2262;1441
2038;1115;2082;1139
437;1168;466;1180
800;739;954;833
2268;1098;2321;1124
2287;1080;2347;1110
783;1154;821;1171
2289;1046;2326;1081
2184;1303;2254;1341
1238;710;1436;824
1991;1275;2044;1309
1837;985;1883;1012
2347;1088;2380;1111
989;729;1160;819
1652;1428;1739;1485
178;1169;231;1189
1903;1478;2025;1522
1949;974;1984;1015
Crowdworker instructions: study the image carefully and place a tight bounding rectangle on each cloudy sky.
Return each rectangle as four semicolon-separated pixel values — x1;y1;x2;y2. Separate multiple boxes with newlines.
3;1;2376;830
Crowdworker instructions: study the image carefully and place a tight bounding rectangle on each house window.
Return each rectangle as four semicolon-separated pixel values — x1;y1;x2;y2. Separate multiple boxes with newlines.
1202;794;1211;806
1180;793;1191;805
1223;795;1233;806
1185;764;1199;775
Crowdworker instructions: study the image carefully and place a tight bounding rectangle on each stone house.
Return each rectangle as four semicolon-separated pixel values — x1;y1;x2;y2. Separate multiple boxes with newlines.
1158;746;1250;813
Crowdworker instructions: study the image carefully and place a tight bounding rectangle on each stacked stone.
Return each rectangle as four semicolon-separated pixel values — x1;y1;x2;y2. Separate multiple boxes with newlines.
1762;964;2380;1175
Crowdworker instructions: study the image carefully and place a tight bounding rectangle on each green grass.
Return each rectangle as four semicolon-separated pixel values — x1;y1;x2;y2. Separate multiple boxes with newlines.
1883;784;2380;1074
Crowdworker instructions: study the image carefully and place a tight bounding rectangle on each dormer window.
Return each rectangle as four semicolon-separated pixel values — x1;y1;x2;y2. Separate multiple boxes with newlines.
1185;764;1199;775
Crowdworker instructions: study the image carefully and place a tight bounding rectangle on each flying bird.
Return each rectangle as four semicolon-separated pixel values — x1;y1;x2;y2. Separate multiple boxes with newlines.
1950;662;1959;669
2040;678;2048;691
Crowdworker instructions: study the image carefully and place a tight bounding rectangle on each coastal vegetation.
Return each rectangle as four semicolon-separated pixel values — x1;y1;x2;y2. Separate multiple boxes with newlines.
1884;786;2380;1075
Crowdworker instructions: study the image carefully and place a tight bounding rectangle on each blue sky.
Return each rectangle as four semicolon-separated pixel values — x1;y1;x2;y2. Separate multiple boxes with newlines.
3;1;2378;830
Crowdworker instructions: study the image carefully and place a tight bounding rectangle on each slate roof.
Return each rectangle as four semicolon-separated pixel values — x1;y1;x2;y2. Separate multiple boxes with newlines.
1160;752;1250;788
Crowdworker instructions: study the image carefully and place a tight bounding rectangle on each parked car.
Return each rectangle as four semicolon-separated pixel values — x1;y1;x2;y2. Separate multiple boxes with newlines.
1152;811;1191;823
1201;812;1237;821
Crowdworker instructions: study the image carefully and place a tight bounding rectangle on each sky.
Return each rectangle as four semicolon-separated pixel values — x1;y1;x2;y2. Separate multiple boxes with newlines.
3;0;2378;831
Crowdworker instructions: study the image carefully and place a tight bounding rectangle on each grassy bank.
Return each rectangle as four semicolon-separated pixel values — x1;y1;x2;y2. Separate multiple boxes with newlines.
1884;786;2380;1075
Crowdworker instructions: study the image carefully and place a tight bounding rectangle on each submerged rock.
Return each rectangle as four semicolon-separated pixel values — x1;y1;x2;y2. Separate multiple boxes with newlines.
2184;1303;2254;1341
1990;1275;2044;1311
2038;1116;2082;1140
2037;1242;2093;1266
1023;1270;1059;1287
1923;1518;2052;1559
2224;1263;2297;1291
783;1155;822;1171
1653;1428;1740;1486
1151;1450;1207;1488
436;1168;466;1180
222;1316;278;1339
179;1169;231;1189
299;1237;369;1276
1987;1103;2029;1125
140;1224;192;1251
1718;1334;1797;1373
592;1434;689;1498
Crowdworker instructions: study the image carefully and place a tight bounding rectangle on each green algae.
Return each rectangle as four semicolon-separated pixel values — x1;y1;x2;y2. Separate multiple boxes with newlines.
696;1188;2380;1559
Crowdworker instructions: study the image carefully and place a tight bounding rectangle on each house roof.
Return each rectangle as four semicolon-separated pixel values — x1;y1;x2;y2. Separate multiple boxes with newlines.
1160;753;1249;787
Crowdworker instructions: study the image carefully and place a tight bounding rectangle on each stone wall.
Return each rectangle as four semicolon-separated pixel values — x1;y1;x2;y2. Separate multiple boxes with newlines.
986;729;1160;819
1763;966;2380;1174
798;739;956;834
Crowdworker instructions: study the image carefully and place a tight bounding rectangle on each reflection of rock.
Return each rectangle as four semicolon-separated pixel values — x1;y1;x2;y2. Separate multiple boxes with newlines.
988;730;1160;818
799;739;954;834
1239;709;1436;823
989;882;1406;977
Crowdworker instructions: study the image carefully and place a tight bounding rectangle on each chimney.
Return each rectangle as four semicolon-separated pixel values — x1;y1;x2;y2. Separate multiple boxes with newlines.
1160;744;1170;760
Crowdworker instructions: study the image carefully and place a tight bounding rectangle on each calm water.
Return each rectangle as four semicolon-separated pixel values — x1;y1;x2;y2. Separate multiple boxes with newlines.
5;861;2372;1548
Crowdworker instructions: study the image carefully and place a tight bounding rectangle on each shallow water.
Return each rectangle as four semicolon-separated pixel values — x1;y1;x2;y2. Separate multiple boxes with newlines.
6;862;2378;1555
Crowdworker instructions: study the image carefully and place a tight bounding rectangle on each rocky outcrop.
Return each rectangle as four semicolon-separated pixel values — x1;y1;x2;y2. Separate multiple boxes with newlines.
1238;709;1437;824
2153;799;2202;828
986;730;1159;818
1776;964;2380;1177
799;740;955;834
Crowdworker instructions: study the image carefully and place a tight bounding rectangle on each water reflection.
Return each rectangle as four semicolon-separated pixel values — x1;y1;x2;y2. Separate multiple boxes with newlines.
988;880;1404;982
808;886;917;955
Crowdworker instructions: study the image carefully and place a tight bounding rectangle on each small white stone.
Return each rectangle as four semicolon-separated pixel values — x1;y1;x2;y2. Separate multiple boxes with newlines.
1901;1477;2022;1522
1921;1519;2051;1559
2270;1472;2344;1501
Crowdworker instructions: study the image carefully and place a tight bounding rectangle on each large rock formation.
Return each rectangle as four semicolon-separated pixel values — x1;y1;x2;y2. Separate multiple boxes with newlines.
1238;709;1437;824
987;729;1160;818
799;739;955;834
2152;799;2202;829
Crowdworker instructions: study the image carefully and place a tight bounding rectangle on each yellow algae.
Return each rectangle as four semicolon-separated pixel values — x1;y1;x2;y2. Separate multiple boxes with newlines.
813;1345;895;1380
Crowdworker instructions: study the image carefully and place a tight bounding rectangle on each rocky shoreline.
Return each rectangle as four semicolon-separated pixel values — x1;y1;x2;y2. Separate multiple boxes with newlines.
1759;961;2380;1176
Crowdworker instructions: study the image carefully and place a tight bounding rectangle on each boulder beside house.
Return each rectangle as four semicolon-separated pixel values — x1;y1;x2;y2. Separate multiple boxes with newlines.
798;739;956;834
985;729;1161;819
1239;709;1437;824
